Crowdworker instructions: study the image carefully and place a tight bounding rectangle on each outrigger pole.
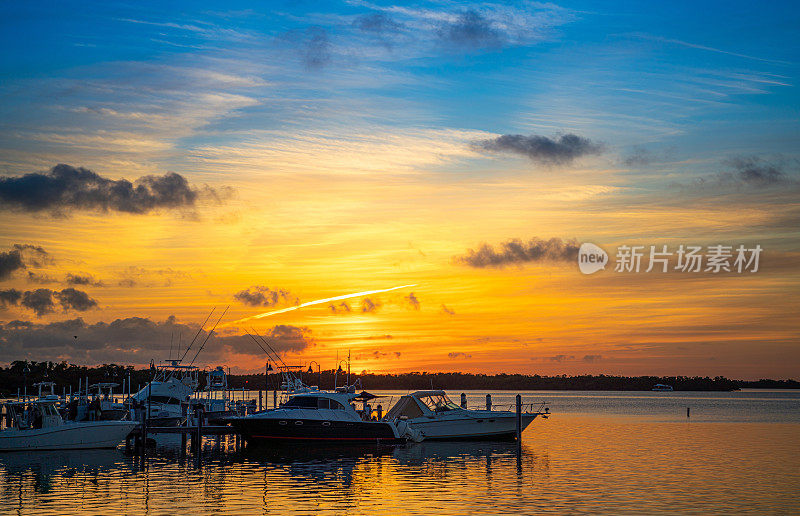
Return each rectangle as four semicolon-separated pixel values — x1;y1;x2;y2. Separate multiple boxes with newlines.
188;306;229;367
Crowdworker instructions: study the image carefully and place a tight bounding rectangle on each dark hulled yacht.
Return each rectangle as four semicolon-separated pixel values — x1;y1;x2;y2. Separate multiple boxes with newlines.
230;389;410;444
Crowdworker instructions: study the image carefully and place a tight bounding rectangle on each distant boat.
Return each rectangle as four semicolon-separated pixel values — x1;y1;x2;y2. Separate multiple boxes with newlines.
652;384;674;392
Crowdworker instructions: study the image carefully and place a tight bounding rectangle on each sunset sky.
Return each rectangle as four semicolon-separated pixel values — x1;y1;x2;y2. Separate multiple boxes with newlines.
0;1;798;379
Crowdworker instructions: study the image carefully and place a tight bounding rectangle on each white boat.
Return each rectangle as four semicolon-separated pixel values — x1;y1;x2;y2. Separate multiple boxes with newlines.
652;384;674;392
129;360;198;426
384;390;548;440
0;399;138;451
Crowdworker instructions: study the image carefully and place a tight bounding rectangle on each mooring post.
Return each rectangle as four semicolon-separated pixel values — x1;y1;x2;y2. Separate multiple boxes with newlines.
687;407;690;418
273;390;277;409
461;393;467;409
259;390;263;411
196;407;204;454
485;394;492;411
515;394;522;443
181;403;188;450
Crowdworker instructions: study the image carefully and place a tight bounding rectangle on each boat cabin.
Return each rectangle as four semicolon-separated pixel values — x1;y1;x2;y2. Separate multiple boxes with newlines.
2;400;63;431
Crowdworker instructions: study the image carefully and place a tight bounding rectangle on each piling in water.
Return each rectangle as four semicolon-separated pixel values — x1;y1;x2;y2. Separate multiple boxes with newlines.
486;394;492;411
515;394;522;443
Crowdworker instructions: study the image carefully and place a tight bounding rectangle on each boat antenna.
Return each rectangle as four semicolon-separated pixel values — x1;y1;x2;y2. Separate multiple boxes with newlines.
188;306;229;367
169;331;174;361
250;327;290;370
244;331;274;359
179;307;216;362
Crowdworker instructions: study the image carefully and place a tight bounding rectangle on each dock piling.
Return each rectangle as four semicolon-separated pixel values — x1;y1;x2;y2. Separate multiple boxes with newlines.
515;394;522;443
485;394;492;411
461;393;467;408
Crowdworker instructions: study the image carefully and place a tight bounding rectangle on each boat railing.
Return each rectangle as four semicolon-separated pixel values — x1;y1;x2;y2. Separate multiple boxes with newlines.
497;400;550;414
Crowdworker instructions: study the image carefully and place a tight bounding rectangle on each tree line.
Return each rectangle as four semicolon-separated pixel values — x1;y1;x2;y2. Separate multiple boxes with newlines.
1;361;797;396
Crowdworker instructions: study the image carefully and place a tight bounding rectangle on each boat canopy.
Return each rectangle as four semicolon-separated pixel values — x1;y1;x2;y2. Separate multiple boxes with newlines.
384;395;425;420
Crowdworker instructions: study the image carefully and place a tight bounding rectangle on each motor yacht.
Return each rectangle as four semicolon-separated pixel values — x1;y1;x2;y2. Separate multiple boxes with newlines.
230;389;414;444
384;390;548;440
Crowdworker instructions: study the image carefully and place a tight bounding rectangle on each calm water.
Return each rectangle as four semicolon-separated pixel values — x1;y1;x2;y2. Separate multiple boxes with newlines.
1;390;798;515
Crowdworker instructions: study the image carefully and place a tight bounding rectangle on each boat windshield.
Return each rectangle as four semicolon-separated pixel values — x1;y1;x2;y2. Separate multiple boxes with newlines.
417;394;461;412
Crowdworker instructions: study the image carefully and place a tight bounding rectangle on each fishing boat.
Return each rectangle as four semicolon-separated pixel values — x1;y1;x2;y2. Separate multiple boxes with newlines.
383;390;548;440
0;398;138;451
128;360;198;426
229;389;412;444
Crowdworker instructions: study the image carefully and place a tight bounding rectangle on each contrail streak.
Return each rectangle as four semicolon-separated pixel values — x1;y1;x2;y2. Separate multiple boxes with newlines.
224;284;417;326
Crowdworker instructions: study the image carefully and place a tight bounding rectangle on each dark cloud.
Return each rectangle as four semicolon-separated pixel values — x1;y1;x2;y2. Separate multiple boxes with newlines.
361;297;380;313
0;289;22;307
473;133;603;165
437;10;503;49
355;350;402;360
0;317;313;364
21;289;56;316
682;156;796;191
441;304;455;315
116;266;189;288
55;288;98;312
353;12;403;35
448;351;471;359
18;288;97;316
263;325;314;351
725;156;789;187
548;354;575;362
582;354;602;363
405;292;420;310
234;286;296;307
27;272;58;284
66;273;104;287
302;26;331;70
455;237;579;268
0;164;225;216
0;250;24;281
328;301;351;314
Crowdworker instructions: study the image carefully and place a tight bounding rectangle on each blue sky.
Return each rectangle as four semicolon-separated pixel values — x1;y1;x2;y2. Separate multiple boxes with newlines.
2;0;797;174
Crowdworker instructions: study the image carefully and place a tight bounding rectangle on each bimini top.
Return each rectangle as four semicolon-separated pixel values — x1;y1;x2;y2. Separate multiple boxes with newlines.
385;391;462;420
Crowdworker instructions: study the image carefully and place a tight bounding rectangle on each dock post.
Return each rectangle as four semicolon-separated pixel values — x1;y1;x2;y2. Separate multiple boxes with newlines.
273;390;277;409
259;390;263;411
687;407;690;418
485;394;492;411
461;393;467;408
196;407;204;454
515;394;522;443
181;403;188;450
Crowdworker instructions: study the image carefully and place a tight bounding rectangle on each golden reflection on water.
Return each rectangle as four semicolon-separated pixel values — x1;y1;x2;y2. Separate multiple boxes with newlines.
0;415;798;515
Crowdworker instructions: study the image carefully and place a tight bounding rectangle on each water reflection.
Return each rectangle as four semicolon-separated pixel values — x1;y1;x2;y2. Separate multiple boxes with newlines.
0;393;797;515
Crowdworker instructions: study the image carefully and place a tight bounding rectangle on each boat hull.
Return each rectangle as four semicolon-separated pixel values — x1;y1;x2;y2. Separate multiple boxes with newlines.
231;417;404;444
0;421;139;451
407;413;539;441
